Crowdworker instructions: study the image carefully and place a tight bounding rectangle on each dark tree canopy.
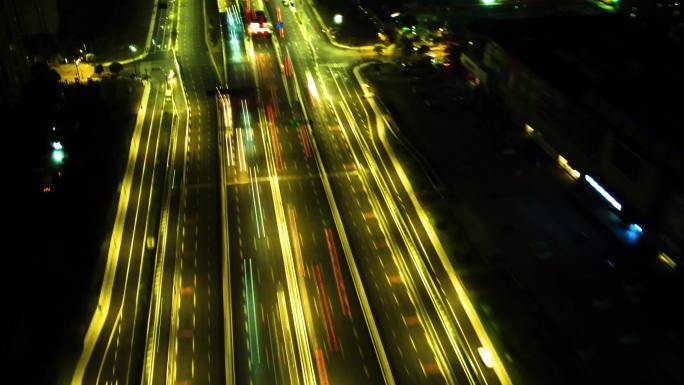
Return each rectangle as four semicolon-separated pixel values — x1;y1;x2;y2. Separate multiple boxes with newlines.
109;62;123;74
417;45;430;55
31;62;60;84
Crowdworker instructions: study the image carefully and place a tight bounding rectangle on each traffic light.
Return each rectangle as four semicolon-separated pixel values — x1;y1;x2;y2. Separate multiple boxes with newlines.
51;141;66;165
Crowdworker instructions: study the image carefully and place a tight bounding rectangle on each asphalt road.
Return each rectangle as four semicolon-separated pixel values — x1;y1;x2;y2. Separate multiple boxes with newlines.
72;0;512;383
245;2;512;385
161;0;226;384
74;66;171;385
222;7;386;385
72;0;228;383
71;2;186;384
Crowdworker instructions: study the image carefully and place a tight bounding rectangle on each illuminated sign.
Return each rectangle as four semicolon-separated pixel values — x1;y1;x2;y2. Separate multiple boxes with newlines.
585;174;622;211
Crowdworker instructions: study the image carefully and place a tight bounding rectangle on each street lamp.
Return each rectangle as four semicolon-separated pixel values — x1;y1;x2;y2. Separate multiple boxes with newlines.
129;45;139;76
75;58;81;82
333;14;343;24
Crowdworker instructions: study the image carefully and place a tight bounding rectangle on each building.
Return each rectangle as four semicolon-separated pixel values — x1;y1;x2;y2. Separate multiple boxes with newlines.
0;0;60;105
0;0;30;105
14;0;60;35
462;14;684;261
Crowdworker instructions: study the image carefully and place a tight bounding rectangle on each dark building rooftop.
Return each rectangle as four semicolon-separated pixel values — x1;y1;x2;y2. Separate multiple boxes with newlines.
468;14;684;149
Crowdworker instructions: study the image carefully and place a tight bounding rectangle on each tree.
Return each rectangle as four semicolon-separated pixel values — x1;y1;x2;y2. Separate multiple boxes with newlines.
446;43;464;74
31;62;60;84
400;35;413;56
109;62;123;74
416;45;430;56
94;64;104;75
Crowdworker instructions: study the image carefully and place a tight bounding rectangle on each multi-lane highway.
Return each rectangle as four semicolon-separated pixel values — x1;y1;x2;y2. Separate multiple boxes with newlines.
70;24;178;385
70;0;228;383
71;0;512;383
221;4;388;384
153;0;227;384
232;1;513;385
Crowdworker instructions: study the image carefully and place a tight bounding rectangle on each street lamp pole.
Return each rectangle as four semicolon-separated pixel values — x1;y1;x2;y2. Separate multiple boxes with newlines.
75;58;81;82
129;45;139;77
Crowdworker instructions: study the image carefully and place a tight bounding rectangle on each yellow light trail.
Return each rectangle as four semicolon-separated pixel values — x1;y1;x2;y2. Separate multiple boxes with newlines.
277;288;301;385
288;206;326;380
218;53;235;385
321;71;458;385
121;80;172;385
141;75;183;385
226;129;235;168
380;114;512;384
258;104;317;385
289;58;396;385
166;44;195;385
71;80;152;385
166;239;183;385
219;93;233;135
236;127;248;172
353;60;513;385
249;166;267;238
335;68;485;384
305;70;320;102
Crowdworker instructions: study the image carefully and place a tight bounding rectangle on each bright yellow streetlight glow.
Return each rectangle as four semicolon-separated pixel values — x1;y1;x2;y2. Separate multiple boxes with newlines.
305;70;320;101
658;252;678;270
478;346;495;368
557;155;581;180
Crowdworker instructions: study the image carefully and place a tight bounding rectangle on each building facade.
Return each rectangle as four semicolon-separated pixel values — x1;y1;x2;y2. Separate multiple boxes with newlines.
462;14;684;260
0;0;60;105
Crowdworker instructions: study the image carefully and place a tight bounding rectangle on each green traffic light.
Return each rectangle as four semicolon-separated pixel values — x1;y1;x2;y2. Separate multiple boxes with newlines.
52;149;65;164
